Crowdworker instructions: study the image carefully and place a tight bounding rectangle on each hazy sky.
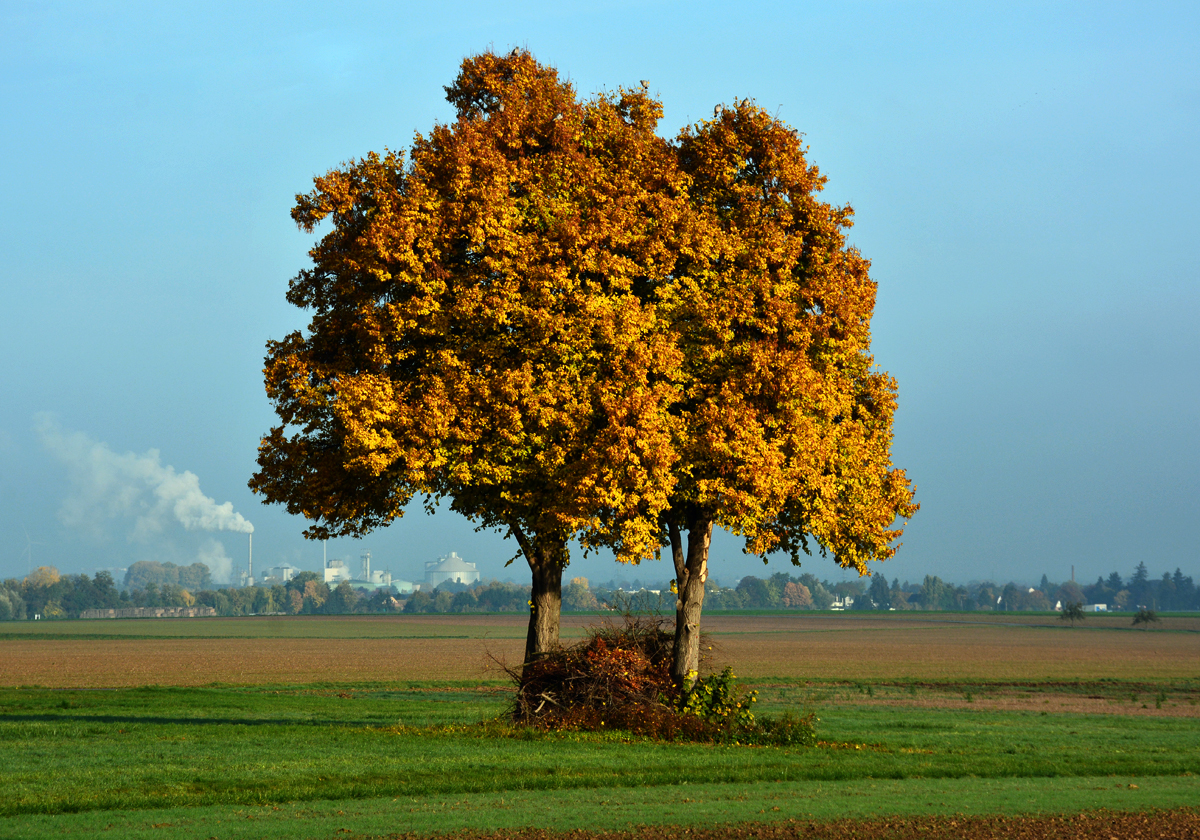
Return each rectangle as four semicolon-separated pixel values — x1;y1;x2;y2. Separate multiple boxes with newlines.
3;1;1197;589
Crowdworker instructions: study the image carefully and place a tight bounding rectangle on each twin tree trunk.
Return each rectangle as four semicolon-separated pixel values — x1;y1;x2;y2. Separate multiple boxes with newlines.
513;517;713;684
670;515;714;689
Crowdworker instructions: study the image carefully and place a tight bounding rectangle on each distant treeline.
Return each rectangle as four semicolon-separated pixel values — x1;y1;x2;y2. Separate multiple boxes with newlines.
696;563;1200;613
3;561;1196;620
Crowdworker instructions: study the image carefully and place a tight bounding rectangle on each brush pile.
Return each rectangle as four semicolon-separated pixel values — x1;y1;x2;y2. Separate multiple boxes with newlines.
510;615;815;745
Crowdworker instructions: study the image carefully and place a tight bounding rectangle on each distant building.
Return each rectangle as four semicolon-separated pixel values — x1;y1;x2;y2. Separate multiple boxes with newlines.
425;552;480;588
324;558;352;585
262;563;300;584
325;551;410;592
1085;603;1108;612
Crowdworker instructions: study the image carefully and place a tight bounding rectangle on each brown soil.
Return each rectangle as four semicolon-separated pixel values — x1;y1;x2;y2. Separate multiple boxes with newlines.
2;612;1196;687
385;809;1200;840
0;637;524;687
705;618;1200;681
845;688;1200;718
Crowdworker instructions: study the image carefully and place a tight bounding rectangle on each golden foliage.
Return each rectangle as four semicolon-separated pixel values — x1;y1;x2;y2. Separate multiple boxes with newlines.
251;50;683;567
251;50;915;592
661;100;917;574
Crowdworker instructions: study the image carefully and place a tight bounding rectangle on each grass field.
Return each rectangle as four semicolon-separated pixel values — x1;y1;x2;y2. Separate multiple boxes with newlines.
1;612;1197;838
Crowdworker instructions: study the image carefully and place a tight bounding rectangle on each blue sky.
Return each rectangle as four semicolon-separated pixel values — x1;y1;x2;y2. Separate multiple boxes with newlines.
3;1;1197;589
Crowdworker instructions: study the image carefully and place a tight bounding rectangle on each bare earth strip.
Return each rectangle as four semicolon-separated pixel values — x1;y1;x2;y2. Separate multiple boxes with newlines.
712;621;1200;681
390;810;1200;840
0;613;1196;687
0;637;525;687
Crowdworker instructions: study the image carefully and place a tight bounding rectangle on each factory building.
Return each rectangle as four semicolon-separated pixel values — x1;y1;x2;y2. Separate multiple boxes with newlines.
324;551;415;594
262;563;300;584
424;552;480;588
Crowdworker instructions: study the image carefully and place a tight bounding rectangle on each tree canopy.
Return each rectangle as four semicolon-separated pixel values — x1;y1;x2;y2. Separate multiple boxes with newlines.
251;50;916;675
654;101;917;682
250;51;685;662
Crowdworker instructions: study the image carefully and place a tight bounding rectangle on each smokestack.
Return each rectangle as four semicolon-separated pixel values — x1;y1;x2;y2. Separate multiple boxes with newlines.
248;533;253;584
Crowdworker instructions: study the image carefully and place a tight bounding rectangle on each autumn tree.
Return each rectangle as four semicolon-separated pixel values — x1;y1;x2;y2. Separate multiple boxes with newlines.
781;581;812;609
250;51;682;663
656;102;917;685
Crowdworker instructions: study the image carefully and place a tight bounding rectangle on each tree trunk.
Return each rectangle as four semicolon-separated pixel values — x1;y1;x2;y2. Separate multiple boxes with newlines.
671;514;713;689
511;524;566;666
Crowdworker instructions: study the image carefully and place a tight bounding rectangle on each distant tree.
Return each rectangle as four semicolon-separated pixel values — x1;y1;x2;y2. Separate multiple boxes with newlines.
782;581;813;609
404;590;432;614
1083;575;1110;606
1172;569;1197;610
563;579;599;612
1054;581;1085;606
1157;571;1177;611
1129;562;1151;607
1059;601;1085;626
176;563;212;591
0;587;23;621
867;573;892;610
252;586;277;614
302;579;329;612
809;581;835;611
287;570;320;593
450;588;479;612
325;581;359;614
736;576;779;609
286;589;304;614
1132;608;1159;628
921;576;952;611
1021;589;1053;612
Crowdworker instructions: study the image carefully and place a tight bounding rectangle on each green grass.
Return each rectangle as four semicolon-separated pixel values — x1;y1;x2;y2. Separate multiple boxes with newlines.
4;776;1198;840
1;681;1197;835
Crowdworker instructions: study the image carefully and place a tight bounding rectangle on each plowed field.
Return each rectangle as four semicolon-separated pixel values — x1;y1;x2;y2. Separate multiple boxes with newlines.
2;612;1196;687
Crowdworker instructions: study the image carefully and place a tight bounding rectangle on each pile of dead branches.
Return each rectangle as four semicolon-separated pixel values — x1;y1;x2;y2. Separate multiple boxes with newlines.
510;615;710;739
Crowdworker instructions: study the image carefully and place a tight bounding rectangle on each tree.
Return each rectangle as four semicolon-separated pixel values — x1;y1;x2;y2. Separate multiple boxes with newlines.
735;576;778;609
1132;608;1159;628
563;578;599;612
123;560;210;592
1054;580;1085;606
1129;562;1151;607
782;581;812;609
657;101;916;684
867;573;892;610
249;51;682;665
325;580;359;614
1060;601;1085;626
920;576;952;611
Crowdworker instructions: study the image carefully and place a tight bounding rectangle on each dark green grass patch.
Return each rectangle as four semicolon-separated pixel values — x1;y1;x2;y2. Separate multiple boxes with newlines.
3;777;1199;840
2;683;1198;820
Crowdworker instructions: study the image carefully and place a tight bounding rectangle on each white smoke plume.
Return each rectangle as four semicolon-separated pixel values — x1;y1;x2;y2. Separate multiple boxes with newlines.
197;538;234;585
36;416;253;569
